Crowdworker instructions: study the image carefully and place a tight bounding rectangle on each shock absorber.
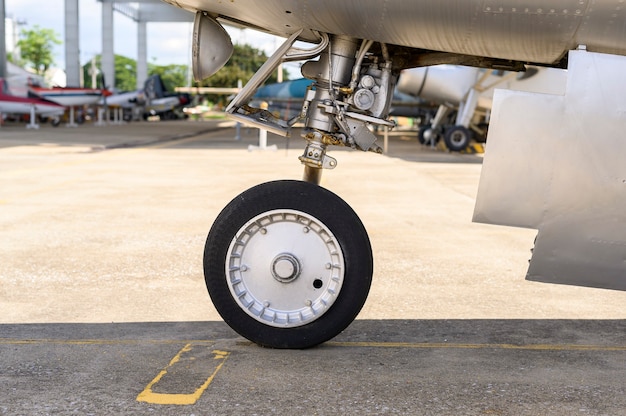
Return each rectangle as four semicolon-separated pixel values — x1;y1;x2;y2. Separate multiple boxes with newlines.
299;36;360;184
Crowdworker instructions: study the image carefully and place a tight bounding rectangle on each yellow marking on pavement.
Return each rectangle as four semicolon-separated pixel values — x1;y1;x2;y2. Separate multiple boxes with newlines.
2;337;625;352
136;344;230;406
326;341;626;351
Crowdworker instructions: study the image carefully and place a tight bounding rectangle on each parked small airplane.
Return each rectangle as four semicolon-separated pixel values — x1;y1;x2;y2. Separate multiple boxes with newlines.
102;75;192;121
4;62;46;98
0;78;65;128
27;83;108;107
396;65;567;150
142;75;192;120
162;0;626;348
27;79;111;126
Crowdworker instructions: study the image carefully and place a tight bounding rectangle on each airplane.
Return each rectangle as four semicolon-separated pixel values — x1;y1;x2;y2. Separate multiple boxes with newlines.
27;79;112;127
251;71;561;153
161;0;626;348
142;75;192;120
96;75;192;122
4;62;47;98
0;78;65;129
396;64;567;150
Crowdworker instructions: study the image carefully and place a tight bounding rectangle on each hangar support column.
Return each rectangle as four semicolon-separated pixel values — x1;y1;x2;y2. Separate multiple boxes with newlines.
65;0;80;86
102;0;115;90
137;20;147;90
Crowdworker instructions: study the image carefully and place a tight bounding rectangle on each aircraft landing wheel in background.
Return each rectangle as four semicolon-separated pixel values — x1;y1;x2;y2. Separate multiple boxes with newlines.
418;124;441;146
443;125;473;152
204;180;373;349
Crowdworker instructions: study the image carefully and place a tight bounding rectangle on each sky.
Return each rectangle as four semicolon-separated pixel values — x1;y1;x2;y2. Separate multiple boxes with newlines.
5;0;286;72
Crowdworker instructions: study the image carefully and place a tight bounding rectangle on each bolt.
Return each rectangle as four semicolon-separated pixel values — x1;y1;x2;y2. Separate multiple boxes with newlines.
264;301;270;308
303;226;310;233
241;265;248;272
305;300;312;306
260;227;267;235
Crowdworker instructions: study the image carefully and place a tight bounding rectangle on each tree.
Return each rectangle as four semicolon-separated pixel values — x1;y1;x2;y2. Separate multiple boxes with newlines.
79;42;281;94
17;25;61;75
197;43;289;104
148;63;188;92
82;55;137;91
199;43;290;87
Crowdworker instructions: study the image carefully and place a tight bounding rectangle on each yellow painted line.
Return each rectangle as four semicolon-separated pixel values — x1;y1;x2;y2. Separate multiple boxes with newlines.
326;341;626;351
136;344;230;406
2;337;625;352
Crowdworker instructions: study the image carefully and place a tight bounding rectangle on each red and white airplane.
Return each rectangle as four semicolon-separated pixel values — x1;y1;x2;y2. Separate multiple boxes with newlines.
27;80;112;127
162;0;626;348
0;78;65;128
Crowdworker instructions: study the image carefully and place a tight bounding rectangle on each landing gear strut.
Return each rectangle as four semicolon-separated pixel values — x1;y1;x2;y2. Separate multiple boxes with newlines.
200;22;398;347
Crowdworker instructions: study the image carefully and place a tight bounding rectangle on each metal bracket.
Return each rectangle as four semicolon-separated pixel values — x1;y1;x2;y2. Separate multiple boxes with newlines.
225;30;329;137
299;141;337;169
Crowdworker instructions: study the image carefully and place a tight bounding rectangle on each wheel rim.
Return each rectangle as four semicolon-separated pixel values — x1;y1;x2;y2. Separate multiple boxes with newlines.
225;209;345;328
450;130;467;146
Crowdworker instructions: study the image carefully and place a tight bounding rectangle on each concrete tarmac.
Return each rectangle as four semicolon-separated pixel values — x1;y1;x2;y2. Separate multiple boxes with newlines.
1;120;625;415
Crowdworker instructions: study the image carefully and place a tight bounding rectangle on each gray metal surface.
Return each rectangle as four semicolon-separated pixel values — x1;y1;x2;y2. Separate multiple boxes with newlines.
163;0;626;65
474;49;626;291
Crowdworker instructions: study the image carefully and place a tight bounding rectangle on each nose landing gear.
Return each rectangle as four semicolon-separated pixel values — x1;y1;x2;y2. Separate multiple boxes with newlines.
203;31;396;348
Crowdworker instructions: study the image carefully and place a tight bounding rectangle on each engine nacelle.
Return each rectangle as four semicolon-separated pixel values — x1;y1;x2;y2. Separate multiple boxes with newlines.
397;66;480;105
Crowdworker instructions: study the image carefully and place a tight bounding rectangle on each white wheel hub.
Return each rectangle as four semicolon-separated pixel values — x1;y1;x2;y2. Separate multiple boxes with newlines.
225;209;345;328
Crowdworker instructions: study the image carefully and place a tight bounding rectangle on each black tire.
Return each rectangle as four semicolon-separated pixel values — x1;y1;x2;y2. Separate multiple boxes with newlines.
417;124;440;145
204;180;373;348
443;125;472;152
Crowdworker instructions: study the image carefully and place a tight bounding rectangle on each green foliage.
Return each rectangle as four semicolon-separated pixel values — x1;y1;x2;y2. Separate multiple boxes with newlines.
17;25;61;75
195;43;289;105
147;63;188;92
6;52;25;67
82;55;187;92
115;56;138;91
82;55;137;91
198;43;289;88
79;43;285;95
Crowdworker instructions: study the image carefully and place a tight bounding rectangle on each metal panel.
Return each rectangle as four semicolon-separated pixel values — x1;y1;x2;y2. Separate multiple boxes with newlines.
474;49;626;290
163;0;612;64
